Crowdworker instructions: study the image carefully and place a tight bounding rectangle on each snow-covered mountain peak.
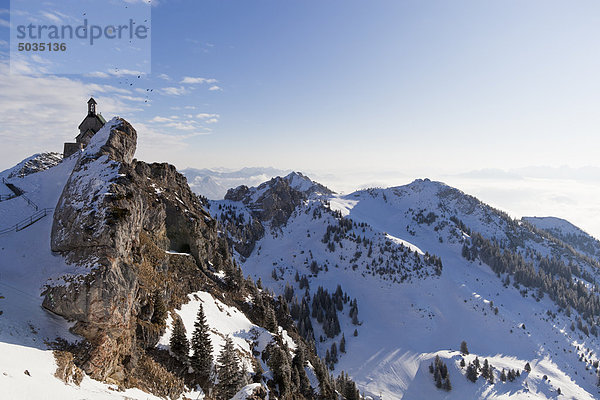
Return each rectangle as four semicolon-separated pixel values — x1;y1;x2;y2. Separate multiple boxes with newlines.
283;171;334;196
347;177;484;221
0;152;63;179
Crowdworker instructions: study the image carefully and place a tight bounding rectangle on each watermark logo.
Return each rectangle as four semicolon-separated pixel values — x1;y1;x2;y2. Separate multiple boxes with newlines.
10;0;151;75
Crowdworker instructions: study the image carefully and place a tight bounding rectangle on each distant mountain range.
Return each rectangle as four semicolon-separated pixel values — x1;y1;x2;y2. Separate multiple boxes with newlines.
181;167;291;200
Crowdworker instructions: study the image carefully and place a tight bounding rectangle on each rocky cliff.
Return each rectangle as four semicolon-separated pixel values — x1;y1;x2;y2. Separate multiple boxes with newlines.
41;118;350;400
219;173;333;258
44;117;234;390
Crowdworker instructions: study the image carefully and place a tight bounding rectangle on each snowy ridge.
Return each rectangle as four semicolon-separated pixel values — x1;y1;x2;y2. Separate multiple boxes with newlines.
207;174;600;400
523;216;600;260
0;152;62;180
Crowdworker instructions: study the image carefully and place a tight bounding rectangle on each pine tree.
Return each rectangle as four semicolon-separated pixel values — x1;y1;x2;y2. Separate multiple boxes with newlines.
265;305;278;333
340;333;346;353
435;369;443;388
443;377;452;391
524;362;531;372
268;344;292;397
460;340;469;355
507;369;515;382
481;359;490;380
169;317;189;363
216;336;242;399
190;304;213;386
466;362;478;382
500;369;507;382
292;347;312;396
331;342;338;364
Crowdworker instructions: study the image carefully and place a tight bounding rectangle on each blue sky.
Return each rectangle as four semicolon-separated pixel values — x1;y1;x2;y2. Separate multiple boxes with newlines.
2;0;600;234
1;0;600;172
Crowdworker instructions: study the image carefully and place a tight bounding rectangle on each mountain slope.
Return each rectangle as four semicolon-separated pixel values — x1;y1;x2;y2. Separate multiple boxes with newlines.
0;124;343;400
523;216;600;260
208;175;600;400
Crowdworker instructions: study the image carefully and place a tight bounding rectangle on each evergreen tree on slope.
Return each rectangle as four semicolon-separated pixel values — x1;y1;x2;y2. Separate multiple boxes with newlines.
190;304;214;387
216;336;242;399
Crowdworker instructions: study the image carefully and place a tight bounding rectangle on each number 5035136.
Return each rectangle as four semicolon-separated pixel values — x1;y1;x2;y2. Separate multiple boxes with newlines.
18;42;67;51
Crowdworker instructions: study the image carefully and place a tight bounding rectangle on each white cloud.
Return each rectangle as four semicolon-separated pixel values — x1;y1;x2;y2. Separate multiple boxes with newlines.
85;71;111;78
86;69;145;78
208;85;222;91
196;113;219;119
165;121;198;131
157;73;171;81
117;94;147;102
161;86;188;96
150;116;173;123
41;11;63;24
0;18;10;27
205;118;219;124
0;40;7;48
86;83;134;96
181;76;217;84
110;69;145;77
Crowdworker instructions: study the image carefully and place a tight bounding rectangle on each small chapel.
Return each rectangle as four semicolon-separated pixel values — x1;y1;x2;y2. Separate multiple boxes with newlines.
63;97;107;158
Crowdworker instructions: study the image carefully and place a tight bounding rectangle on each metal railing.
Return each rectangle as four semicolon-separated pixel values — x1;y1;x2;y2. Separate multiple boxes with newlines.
0;208;54;235
20;194;38;211
1;177;38;210
0;178;15;201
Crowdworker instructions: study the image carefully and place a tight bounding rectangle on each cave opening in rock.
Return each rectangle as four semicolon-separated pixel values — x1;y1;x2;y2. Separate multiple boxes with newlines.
178;243;191;254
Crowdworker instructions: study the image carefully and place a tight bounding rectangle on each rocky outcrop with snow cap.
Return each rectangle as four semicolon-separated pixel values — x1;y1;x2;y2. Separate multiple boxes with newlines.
45;117;233;387
225;172;333;227
42;119;333;399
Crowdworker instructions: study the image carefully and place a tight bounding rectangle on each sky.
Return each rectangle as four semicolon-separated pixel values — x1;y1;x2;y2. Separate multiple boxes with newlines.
1;0;600;235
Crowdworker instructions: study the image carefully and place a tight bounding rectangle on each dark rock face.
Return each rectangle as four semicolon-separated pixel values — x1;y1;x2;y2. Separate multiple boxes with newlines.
45;118;232;385
221;173;332;257
225;176;306;228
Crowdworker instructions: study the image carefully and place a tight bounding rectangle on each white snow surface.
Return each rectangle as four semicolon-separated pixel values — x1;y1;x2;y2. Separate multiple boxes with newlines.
210;176;600;400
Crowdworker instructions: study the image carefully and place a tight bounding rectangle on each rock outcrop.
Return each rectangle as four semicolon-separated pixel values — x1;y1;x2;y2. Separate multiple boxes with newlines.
221;172;332;257
45;117;233;386
224;172;331;228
